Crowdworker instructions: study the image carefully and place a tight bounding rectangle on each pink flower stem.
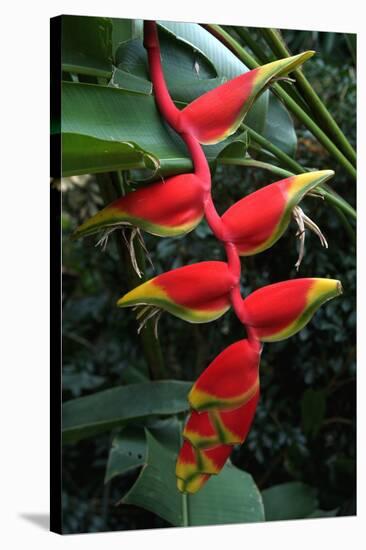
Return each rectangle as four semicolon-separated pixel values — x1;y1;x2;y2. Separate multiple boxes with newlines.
144;20;261;353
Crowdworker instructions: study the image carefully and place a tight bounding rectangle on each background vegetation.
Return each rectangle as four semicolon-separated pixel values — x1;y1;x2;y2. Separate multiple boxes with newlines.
59;19;356;533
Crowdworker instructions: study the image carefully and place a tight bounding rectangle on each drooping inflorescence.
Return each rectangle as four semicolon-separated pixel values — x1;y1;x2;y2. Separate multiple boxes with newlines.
73;21;342;494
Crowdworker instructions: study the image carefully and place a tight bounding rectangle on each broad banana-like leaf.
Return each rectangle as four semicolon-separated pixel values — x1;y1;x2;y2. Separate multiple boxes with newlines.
62;380;192;443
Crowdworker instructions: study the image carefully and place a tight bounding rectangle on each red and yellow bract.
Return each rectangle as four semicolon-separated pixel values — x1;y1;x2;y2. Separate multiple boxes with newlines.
117;261;237;323
222;170;334;255
188;339;260;410
176;339;260;493
243;278;343;342
72;173;207;239
179;52;314;144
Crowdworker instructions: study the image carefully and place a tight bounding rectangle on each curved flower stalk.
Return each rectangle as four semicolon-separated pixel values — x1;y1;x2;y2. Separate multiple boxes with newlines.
111;21;343;494
176;340;260;493
222;170;333;262
72;172;208;240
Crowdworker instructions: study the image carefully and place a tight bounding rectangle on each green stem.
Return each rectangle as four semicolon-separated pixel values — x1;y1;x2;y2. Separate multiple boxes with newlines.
259;28;356;166
333;206;356;245
182;491;189;527
229;26;269;64
242;124;304;174
96;172;166;380
178;417;189;526
318;184;357;221
218;157;293;179
202;24;356;180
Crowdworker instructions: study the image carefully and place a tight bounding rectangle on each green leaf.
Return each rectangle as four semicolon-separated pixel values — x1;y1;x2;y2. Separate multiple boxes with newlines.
115;31;230;104
109;67;152;95
105;417;181;482
110;18;143;59
62;380;192;444
61;82;184;176
61;15;113;78
217;132;249;162
261;93;297;157
105;426;146;482
301;389;327;436
61;15;143;78
122;431;265;526
262;482;319;521
116;28;216;84
114;29;230;107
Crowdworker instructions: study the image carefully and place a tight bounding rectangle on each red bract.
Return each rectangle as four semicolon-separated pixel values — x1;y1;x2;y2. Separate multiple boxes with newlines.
179;52;314;144
117;261;237;323
188;339;260;410
176;339;260;493
222;170;334;256
243;278;343;342
72;173;207;240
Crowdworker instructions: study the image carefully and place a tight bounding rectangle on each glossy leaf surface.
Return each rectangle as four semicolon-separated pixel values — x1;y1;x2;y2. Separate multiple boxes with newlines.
62;381;192;443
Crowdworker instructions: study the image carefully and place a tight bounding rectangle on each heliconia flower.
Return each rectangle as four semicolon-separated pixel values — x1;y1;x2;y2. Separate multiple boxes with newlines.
242;278;343;342
176;339;260;494
72;173;206;240
117;261;236;325
179;51;314;145
222;170;334;258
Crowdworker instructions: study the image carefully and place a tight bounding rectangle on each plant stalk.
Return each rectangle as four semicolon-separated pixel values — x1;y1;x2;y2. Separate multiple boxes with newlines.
218;157;293;179
182;491;189;527
229;26;269;64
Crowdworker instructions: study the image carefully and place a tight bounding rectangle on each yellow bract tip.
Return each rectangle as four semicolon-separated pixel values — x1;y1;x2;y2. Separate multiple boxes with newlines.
116;280;166;307
287;170;335;200
308;278;343;304
257;51;315;83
